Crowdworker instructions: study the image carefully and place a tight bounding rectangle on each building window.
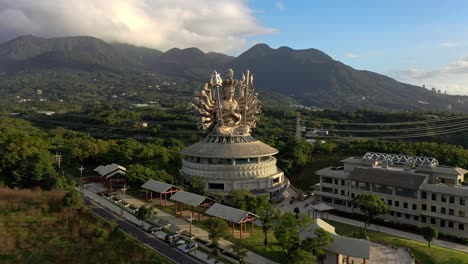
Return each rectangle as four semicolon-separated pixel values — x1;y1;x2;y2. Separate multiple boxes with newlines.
421;191;427;199
431;218;436;224
358;181;370;190
403;202;408;209
395;201;400;207
431;206;436;212
405;214;410;219
396;187;417;198
421;216;426;223
334;199;343;205
322;177;333;184
341;190;345;195
396;212;401;217
322;187;333;193
440;220;445;227
334;179;338;185
208;183;224;190
441;195;447;202
388;200;392;206
459;224;465;230
449;209;454;215
341;180;345;186
334;189;338;194
351;193;355;198
449;222;454;228
460;198;465;206
414;215;419;221
459;210;465;217
449;196;455;204
390;211;395;216
412;204;417;210
441;207;446;214
373;184;393;194
431;193;437;201
422;204;427;211
273;177;280;184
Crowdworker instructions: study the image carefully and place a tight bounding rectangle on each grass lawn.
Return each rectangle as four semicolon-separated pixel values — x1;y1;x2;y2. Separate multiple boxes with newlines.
194;220;289;263
329;220;468;264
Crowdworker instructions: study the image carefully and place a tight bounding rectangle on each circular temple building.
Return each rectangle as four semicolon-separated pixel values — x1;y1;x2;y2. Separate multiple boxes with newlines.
181;69;289;200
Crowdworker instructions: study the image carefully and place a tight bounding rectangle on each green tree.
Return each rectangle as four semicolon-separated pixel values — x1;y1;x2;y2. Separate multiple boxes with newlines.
230;239;248;264
301;228;334;259
188;176;206;195
291;250;317;264
256;201;280;249
420;226;438;247
63;189;82;208
352;193;388;233
208;218;230;248
273;212;313;257
136;205;152;226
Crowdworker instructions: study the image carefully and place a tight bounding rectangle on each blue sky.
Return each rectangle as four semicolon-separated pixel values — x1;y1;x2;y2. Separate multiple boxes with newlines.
1;0;467;94
245;0;468;94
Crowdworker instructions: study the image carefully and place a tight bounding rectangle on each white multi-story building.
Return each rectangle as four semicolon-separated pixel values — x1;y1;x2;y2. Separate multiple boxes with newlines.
315;152;468;238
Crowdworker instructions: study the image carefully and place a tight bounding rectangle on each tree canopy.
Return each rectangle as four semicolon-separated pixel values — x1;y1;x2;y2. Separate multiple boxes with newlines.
353;193;388;233
420;226;438;247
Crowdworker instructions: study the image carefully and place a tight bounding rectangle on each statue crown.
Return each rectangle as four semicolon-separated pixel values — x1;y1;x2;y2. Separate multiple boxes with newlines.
223;68;238;87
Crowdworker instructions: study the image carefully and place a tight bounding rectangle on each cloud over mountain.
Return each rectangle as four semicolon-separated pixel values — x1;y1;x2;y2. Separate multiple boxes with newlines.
0;0;275;53
395;56;468;95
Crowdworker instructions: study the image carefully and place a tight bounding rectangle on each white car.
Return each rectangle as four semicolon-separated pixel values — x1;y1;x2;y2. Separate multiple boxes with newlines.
182;243;198;253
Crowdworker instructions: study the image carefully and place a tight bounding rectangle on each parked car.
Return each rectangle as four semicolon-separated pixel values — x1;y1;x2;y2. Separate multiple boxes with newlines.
170;238;186;247
165;232;182;243
182;242;198;253
146;225;163;233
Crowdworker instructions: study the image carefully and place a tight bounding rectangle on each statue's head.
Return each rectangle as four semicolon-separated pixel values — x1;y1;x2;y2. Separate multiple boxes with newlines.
223;68;237;87
223;85;235;99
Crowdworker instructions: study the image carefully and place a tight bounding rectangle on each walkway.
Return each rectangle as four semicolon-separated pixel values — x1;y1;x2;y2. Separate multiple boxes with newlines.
276;193;468;254
82;183;277;264
329;214;468;253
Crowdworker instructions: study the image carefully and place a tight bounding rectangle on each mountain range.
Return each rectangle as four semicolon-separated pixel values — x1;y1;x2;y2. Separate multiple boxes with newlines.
0;35;466;112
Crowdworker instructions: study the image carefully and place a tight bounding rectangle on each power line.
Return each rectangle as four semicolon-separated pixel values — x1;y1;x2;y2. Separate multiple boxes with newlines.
321;119;468;133
301;115;468;126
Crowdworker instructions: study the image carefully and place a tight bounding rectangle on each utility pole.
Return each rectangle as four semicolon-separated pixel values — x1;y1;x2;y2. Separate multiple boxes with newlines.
120;184;127;218
78;165;84;194
296;112;301;141
55;153;62;174
188;216;194;240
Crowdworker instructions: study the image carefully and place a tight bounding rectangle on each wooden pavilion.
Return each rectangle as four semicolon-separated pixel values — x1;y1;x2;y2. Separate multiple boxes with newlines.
93;164;127;191
170;191;215;220
205;203;257;239
141;179;181;206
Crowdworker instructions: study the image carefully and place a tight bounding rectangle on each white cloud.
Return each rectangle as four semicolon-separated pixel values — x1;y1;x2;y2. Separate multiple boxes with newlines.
440;42;461;48
395;56;468;95
275;0;284;11
0;0;276;53
345;52;360;59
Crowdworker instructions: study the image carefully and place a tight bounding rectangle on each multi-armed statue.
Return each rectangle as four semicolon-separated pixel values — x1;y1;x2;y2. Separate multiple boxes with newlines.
191;69;261;136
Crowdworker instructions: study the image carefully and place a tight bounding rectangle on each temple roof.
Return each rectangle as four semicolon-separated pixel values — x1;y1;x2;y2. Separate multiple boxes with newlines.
182;135;278;158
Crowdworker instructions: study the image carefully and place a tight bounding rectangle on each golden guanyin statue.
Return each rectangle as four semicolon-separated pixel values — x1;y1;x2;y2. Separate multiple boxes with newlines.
191;69;261;136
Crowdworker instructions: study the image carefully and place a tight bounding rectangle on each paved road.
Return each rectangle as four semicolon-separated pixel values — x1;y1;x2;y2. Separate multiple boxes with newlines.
85;198;204;264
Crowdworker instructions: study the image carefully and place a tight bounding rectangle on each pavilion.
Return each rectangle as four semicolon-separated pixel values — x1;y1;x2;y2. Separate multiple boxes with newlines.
306;202;334;220
170;191;215;220
141;179;181;206
93;163;127;191
301;218;370;264
205;203;257;239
